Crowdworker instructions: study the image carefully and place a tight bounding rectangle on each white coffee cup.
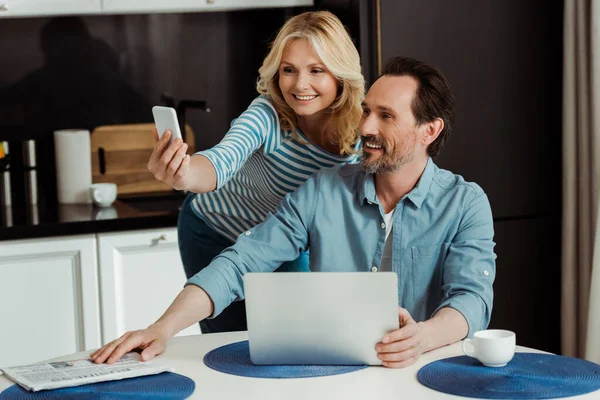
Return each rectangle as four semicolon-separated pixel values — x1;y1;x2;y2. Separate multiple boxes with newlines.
462;329;516;367
90;183;117;208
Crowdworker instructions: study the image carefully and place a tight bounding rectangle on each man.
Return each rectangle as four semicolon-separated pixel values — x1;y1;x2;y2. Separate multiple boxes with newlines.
91;57;496;369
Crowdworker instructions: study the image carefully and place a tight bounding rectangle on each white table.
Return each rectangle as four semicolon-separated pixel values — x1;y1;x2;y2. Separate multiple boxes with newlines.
1;332;599;399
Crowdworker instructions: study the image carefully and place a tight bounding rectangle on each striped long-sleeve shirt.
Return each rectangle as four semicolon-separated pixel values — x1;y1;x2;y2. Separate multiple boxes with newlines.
191;96;359;242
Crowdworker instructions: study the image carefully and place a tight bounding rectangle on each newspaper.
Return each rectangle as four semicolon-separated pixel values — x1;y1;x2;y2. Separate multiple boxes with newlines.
0;353;174;392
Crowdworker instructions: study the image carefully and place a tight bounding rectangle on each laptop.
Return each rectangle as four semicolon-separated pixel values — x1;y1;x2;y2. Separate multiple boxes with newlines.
243;272;399;365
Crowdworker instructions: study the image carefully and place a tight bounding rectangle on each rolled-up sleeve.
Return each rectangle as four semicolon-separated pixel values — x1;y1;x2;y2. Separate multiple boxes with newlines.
434;191;496;337
196;99;275;189
185;172;320;317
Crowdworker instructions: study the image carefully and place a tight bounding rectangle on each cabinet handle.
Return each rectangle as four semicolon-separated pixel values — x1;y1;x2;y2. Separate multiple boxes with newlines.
206;0;214;4
0;4;8;11
151;234;168;246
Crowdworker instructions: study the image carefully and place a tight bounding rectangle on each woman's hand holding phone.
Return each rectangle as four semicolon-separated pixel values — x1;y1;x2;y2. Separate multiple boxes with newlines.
147;128;192;191
149;105;216;193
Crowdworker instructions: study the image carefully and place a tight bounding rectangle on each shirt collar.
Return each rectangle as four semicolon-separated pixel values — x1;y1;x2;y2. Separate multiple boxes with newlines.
361;173;378;205
359;157;435;209
406;157;435;208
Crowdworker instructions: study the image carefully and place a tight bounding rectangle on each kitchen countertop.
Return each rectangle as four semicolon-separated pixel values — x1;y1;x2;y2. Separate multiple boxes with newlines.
0;192;186;241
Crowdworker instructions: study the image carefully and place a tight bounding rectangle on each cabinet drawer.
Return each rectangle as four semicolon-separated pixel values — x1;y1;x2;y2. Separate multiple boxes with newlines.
0;0;102;18
97;228;179;249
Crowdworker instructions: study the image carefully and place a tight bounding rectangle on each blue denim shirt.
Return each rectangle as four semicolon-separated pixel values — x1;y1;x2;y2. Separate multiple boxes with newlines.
187;158;496;337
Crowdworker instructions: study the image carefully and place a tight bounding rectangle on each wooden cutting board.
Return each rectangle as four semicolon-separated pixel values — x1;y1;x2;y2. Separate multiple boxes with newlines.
90;123;196;196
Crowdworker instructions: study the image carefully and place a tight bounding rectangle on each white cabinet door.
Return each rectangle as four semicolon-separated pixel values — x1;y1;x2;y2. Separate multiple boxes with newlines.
97;228;200;344
101;0;312;15
197;0;313;10
0;235;100;367
0;0;102;18
210;0;313;8
101;0;207;14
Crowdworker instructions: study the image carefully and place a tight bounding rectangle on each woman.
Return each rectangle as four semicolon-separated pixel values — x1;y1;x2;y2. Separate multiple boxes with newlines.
147;11;364;333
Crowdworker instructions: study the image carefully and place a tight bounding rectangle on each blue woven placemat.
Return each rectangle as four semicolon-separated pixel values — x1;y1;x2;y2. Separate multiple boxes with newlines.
0;372;194;400
417;352;600;399
203;340;368;378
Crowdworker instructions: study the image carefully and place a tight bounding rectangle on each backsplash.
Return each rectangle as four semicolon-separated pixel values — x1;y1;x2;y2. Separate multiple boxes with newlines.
0;8;298;204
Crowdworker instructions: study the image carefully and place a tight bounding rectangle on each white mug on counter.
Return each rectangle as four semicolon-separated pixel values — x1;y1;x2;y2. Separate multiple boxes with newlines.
90;183;117;208
462;329;516;367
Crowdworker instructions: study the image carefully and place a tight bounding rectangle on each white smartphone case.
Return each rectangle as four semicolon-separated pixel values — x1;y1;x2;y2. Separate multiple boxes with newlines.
152;106;183;144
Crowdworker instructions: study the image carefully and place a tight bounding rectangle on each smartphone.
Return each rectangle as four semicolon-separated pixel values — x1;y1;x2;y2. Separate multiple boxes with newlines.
152;106;183;145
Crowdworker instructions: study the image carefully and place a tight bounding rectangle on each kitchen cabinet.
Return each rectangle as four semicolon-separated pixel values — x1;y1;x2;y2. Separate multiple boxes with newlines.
102;0;312;15
0;0;312;18
379;0;562;220
0;0;102;18
97;228;200;344
377;0;563;354
0;228;199;367
0;235;101;367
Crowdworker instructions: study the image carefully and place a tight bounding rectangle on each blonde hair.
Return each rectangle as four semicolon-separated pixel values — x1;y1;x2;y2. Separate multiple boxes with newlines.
256;11;364;155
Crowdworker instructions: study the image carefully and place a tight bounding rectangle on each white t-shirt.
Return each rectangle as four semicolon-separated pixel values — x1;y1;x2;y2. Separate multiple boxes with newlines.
379;209;395;272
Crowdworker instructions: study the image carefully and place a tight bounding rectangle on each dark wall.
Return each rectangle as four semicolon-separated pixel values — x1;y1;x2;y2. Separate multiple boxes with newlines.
378;0;563;353
0;8;304;205
312;0;378;85
0;10;300;145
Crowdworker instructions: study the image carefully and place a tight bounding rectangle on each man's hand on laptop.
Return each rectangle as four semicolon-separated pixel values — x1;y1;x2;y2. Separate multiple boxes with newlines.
90;322;173;364
375;307;425;368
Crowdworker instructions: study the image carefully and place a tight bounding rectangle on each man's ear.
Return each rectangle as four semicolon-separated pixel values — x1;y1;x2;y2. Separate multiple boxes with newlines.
421;118;444;146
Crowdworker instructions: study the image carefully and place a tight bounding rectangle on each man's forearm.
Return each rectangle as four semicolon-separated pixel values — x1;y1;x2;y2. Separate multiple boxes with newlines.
419;307;469;353
151;285;214;337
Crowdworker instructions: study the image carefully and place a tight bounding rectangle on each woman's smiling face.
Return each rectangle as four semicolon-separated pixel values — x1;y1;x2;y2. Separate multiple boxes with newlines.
278;38;338;118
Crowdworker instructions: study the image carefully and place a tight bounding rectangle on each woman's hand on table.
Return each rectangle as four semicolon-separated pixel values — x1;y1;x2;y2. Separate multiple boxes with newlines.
90;323;172;364
375;307;425;368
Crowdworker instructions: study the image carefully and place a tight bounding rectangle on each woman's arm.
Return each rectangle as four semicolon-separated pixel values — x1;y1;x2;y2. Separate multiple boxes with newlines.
147;98;274;194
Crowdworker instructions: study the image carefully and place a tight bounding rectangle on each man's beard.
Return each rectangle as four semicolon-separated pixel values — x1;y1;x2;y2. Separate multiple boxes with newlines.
360;135;416;175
